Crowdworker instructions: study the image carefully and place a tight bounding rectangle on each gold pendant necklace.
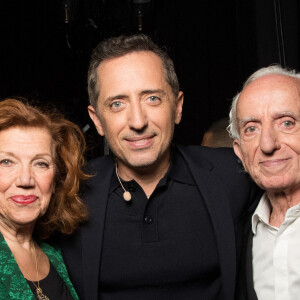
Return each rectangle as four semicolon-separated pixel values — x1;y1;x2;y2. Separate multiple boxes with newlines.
31;282;50;300
31;242;50;300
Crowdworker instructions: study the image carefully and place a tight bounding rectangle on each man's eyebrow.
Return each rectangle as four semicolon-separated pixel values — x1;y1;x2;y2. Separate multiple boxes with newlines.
238;117;259;127
273;111;296;119
139;89;167;96
103;89;167;105
238;111;298;127
104;94;127;105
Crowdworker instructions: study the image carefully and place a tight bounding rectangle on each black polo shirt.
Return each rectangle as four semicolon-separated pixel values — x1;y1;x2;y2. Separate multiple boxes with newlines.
99;149;222;299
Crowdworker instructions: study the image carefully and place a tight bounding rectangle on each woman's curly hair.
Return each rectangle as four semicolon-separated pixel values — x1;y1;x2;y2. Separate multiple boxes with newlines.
0;98;90;239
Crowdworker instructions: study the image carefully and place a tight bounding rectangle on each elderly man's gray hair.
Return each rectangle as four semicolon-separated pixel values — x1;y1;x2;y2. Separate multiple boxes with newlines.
227;65;300;140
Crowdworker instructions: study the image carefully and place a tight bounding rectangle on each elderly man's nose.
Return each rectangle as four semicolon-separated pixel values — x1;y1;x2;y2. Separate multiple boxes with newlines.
259;128;280;153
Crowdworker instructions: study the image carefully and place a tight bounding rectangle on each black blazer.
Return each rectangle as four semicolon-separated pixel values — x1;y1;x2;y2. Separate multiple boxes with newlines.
236;216;258;300
60;145;262;300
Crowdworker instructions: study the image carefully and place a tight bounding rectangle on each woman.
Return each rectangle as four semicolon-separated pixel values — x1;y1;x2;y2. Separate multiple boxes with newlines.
0;98;89;299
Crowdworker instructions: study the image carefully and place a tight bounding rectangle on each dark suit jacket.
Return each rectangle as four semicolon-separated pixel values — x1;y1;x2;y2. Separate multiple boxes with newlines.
60;145;262;300
235;216;258;300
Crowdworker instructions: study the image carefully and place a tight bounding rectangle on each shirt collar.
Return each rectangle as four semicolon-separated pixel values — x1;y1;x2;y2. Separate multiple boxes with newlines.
252;193;300;234
286;203;300;219
252;193;271;235
167;147;195;185
109;166;123;194
109;147;195;194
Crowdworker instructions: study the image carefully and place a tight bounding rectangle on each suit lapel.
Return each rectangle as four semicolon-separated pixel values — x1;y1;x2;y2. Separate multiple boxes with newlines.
81;157;114;300
236;217;258;300
177;147;236;300
245;226;258;300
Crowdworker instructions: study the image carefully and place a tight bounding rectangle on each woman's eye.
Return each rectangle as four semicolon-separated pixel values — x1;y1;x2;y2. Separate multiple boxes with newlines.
36;161;49;168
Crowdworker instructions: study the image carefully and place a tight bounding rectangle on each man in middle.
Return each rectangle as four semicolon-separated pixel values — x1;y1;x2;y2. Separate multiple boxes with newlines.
61;33;262;300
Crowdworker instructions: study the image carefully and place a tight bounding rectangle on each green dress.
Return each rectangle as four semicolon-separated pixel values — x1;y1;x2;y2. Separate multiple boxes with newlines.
0;233;79;299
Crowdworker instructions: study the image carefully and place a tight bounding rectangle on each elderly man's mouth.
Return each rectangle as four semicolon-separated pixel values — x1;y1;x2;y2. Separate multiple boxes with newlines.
260;158;290;167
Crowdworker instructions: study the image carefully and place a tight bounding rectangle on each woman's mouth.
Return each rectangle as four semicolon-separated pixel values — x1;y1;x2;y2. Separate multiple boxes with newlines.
11;195;37;205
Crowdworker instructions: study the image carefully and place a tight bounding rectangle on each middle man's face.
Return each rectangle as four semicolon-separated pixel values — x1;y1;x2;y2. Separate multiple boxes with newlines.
89;51;183;174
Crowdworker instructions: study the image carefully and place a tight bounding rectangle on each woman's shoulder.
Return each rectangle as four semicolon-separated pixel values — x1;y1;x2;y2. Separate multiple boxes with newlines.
39;240;63;263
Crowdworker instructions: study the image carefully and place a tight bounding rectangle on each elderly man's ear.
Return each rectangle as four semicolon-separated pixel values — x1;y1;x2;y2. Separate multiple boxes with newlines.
88;105;105;136
233;139;247;171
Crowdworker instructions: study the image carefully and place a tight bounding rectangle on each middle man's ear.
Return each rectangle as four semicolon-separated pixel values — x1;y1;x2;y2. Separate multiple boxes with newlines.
175;91;184;125
88;105;105;136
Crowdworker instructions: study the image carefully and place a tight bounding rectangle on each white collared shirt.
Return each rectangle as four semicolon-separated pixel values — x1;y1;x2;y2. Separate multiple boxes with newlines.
252;193;300;300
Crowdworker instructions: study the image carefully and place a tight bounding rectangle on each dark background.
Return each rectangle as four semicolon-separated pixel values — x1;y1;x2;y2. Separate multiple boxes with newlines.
1;0;300;159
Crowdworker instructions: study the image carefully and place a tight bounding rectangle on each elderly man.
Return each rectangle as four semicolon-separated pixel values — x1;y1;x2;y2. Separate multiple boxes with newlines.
229;65;300;300
60;33;261;300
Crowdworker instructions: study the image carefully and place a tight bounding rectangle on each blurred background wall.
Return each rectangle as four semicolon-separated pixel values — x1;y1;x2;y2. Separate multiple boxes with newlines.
1;0;299;158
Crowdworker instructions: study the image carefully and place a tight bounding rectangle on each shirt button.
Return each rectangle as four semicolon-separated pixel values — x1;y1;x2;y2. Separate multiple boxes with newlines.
129;184;135;192
144;216;153;224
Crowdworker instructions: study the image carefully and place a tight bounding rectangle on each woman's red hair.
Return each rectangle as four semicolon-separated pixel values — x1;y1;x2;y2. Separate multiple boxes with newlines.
0;98;89;239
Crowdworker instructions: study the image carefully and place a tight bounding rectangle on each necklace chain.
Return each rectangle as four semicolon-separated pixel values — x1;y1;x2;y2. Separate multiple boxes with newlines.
115;162;153;199
30;242;50;300
115;162;132;201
